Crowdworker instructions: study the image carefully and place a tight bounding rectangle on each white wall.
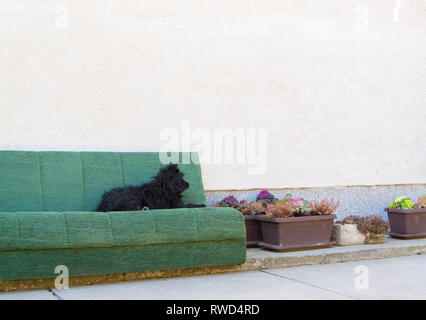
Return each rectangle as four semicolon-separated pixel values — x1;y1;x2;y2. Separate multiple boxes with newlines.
1;0;425;190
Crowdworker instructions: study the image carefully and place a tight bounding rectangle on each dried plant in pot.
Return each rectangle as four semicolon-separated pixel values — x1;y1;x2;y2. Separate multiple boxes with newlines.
239;200;267;247
309;198;340;216
333;215;389;246
235;190;280;247
385;196;426;239
213;196;251;247
213;193;271;248
257;197;338;252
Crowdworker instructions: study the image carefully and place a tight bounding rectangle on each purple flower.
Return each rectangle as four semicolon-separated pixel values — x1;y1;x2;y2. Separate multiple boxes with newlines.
291;198;303;207
256;190;272;201
221;195;239;206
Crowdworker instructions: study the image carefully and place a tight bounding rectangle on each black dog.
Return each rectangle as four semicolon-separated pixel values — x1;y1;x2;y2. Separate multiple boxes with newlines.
97;164;205;212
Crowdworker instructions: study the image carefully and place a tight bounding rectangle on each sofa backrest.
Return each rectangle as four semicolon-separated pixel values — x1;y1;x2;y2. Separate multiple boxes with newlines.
0;151;206;212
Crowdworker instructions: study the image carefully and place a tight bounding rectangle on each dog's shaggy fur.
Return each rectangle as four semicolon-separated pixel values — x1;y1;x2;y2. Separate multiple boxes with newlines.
96;164;205;212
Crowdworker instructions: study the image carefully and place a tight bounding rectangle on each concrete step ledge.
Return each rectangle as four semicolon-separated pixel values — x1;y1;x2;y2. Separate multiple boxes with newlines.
1;237;425;292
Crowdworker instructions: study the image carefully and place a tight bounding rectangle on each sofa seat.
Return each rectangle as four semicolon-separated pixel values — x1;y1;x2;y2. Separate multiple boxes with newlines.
0;208;244;251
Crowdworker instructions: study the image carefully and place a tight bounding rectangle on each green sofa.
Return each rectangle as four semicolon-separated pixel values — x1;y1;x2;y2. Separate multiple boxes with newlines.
0;151;246;281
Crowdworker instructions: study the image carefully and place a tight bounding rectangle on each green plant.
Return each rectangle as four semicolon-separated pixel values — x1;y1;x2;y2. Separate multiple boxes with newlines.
286;194;312;217
387;196;415;209
240;201;266;216
337;215;389;240
309;198;340;215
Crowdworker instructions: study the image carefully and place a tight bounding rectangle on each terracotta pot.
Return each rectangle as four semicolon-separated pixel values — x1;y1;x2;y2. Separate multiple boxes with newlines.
257;214;336;252
244;216;263;247
385;208;426;239
332;224;386;246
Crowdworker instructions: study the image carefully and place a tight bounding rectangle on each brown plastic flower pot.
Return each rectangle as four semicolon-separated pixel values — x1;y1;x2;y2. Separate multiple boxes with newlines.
385;208;426;239
244;216;263;248
257;215;336;252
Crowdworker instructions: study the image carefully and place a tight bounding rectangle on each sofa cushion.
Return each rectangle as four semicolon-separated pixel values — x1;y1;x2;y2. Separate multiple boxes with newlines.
0;208;245;251
0;151;206;212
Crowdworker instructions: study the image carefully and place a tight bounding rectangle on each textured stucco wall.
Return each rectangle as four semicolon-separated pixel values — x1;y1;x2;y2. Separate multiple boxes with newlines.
0;1;425;190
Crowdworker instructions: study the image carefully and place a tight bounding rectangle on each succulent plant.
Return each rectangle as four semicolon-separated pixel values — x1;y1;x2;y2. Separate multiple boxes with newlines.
337;215;389;240
240;201;266;216
265;201;295;218
309;198;340;215
417;196;426;209
239;200;250;207
256;190;278;205
387;196;415;210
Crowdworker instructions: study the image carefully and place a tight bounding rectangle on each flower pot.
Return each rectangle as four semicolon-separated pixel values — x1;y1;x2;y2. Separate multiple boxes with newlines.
385;208;426;239
257;215;336;252
244;216;263;248
332;224;385;246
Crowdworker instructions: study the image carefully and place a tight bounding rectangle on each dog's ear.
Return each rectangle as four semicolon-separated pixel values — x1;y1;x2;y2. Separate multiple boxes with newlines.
158;167;168;191
168;163;178;170
160;163;178;172
158;164;173;192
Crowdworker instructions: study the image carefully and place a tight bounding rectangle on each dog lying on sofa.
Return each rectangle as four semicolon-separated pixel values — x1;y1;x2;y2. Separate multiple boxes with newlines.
97;164;205;212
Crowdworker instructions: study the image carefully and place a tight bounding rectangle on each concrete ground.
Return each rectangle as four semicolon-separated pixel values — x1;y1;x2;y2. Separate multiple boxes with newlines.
1;254;425;300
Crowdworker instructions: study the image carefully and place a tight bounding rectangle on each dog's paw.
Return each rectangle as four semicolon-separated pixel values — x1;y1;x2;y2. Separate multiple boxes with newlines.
189;204;206;208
